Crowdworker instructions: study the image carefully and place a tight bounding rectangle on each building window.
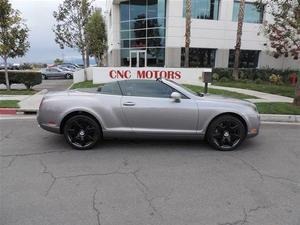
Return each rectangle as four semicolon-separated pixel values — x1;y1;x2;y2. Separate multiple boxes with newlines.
181;48;216;67
232;1;264;23
183;0;220;20
228;50;260;68
120;0;166;67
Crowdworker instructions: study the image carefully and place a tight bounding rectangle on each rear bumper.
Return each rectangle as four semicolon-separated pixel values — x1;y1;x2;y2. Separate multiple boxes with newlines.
39;123;60;134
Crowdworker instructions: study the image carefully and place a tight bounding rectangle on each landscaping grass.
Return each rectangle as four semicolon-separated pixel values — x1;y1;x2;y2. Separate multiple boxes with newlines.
0;89;37;95
214;81;295;98
255;102;300;115
70;81;101;89
184;84;258;99
0;100;19;108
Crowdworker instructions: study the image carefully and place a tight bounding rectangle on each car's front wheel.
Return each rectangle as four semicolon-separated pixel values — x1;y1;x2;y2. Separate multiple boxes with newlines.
42;74;47;80
63;115;101;150
206;115;246;151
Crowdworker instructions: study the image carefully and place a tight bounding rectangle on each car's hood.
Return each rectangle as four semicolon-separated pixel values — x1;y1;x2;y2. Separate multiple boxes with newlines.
199;94;255;108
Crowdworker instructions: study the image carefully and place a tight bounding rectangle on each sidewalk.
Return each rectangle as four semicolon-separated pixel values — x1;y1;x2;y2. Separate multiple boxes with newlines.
208;84;294;103
17;89;48;112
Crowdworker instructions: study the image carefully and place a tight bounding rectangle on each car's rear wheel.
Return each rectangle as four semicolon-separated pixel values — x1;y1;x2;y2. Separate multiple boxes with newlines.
63;115;101;150
42;74;47;80
206;115;246;151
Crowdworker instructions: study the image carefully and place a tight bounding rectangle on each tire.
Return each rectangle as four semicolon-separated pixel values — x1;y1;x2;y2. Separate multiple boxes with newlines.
42;74;47;80
65;74;73;79
206;115;246;151
63;115;101;150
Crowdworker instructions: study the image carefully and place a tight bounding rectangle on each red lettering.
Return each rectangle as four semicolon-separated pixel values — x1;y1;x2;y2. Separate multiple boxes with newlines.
160;71;167;78
167;71;175;79
109;70;117;79
137;70;146;79
146;71;153;79
124;70;131;79
175;71;181;79
110;70;131;79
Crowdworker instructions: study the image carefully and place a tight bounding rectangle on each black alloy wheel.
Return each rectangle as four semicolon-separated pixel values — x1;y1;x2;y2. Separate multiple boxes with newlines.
63;115;101;150
207;115;246;151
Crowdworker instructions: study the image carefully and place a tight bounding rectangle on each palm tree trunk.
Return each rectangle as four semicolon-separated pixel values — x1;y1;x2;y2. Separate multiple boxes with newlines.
184;0;192;68
4;56;10;91
233;0;245;80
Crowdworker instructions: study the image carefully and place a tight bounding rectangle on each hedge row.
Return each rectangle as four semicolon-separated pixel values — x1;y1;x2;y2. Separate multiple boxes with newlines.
212;68;298;83
0;70;42;89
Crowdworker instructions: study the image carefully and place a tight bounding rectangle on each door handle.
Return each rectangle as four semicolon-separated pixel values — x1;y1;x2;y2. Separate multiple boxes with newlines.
123;102;136;106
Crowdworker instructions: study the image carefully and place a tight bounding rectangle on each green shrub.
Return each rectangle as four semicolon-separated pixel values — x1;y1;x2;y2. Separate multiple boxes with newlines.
219;77;230;82
212;68;297;83
0;70;42;89
212;73;220;81
254;78;263;84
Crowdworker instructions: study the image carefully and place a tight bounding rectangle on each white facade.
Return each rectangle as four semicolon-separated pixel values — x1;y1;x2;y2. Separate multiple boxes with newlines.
105;0;300;70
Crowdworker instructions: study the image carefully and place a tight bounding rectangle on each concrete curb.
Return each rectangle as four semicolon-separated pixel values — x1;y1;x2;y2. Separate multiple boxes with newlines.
260;114;300;123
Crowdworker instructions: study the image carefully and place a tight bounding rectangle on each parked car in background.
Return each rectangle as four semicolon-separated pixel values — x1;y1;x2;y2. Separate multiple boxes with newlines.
57;63;81;71
38;79;260;151
40;67;73;79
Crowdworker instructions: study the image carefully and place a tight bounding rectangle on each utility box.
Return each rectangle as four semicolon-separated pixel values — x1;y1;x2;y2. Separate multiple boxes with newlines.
203;72;212;83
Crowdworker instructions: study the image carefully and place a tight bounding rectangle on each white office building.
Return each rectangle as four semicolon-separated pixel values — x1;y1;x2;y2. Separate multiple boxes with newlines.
105;0;299;69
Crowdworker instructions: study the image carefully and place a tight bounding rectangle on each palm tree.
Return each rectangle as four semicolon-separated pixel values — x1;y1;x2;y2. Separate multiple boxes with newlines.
184;0;192;67
232;0;245;80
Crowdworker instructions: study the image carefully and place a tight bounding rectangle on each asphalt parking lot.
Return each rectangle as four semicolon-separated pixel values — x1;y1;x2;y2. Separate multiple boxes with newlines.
0;79;73;92
1;117;300;225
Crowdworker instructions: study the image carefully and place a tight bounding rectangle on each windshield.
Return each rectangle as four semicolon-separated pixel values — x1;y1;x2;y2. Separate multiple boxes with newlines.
166;80;200;96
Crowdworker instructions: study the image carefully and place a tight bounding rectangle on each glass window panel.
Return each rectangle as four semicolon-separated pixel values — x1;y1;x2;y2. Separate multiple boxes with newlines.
147;48;165;67
147;18;165;28
120;21;130;30
130;19;146;29
147;38;165;47
228;50;260;68
120;1;130;21
147;28;165;37
131;29;146;39
183;0;219;20
181;48;216;67
119;80;173;98
100;82;122;95
131;39;146;48
121;40;130;48
232;1;263;23
130;0;146;20
121;31;130;39
121;49;130;66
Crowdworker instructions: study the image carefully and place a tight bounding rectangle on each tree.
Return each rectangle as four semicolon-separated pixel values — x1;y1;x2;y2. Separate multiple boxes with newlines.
184;0;192;67
53;0;93;68
0;0;30;90
257;0;300;105
85;8;107;66
54;58;64;65
257;0;299;59
232;0;246;80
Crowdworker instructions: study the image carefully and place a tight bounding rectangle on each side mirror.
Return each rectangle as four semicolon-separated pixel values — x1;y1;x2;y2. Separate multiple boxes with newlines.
170;92;181;102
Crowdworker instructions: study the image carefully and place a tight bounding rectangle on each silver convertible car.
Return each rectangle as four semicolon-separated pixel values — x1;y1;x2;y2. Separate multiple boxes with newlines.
37;79;260;151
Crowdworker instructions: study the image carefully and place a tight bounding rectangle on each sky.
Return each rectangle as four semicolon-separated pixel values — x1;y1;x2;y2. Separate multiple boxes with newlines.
9;0;107;64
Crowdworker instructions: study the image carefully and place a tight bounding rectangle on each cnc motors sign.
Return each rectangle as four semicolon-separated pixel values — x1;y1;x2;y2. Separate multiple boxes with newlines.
109;69;182;80
91;67;211;85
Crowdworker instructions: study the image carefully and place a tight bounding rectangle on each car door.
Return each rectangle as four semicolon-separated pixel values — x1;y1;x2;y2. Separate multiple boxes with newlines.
119;80;199;136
